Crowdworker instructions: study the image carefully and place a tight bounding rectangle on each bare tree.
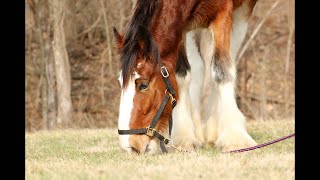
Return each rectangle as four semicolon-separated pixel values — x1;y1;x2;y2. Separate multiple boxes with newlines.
50;0;73;126
34;0;57;130
284;0;294;117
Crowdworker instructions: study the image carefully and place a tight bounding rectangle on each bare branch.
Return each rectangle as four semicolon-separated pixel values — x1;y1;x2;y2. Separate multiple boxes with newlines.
237;0;280;65
99;0;113;74
76;12;102;38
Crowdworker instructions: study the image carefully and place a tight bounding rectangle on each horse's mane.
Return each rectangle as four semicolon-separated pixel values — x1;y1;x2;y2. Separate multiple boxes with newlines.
120;0;161;88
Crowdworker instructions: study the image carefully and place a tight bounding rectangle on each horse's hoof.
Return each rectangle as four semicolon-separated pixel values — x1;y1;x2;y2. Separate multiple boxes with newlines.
215;129;257;152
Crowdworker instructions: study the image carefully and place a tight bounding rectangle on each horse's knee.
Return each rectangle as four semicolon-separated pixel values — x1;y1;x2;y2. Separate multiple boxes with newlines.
212;52;233;84
209;1;233;84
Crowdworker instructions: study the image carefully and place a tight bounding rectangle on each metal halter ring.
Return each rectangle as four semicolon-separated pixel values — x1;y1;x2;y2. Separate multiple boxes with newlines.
164;139;173;147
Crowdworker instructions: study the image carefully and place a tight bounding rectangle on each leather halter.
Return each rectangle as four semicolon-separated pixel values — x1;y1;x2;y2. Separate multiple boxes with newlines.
118;65;176;153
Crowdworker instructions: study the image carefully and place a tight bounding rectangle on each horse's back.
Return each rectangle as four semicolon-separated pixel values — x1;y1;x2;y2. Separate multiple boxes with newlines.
186;0;257;30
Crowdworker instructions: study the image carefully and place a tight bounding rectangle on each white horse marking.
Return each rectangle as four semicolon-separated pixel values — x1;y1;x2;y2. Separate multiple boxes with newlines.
118;71;140;152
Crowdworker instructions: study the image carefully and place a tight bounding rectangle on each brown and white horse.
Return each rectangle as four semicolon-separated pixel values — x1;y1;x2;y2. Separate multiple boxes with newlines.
114;0;258;154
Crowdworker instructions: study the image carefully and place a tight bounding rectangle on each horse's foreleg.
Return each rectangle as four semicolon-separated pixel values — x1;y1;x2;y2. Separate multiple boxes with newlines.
186;30;205;144
172;72;202;152
207;1;256;152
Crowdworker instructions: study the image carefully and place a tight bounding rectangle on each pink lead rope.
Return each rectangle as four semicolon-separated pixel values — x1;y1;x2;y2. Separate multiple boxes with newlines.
224;133;295;153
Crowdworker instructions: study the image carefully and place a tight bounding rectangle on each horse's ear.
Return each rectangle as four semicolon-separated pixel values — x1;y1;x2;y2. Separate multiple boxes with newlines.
113;27;123;46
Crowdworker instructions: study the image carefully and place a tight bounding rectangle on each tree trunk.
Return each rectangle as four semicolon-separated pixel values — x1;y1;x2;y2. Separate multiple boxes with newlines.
36;0;57;130
46;46;57;129
131;0;137;9
50;0;73;127
284;0;294;118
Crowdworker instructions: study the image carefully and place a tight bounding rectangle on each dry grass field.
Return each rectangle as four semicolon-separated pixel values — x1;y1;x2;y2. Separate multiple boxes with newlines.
26;119;295;180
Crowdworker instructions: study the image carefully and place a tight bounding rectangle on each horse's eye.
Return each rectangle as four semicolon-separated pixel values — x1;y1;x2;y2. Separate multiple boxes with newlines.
138;82;149;91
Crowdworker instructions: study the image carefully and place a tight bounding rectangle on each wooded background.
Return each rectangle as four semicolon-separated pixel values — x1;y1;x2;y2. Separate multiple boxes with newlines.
25;0;295;131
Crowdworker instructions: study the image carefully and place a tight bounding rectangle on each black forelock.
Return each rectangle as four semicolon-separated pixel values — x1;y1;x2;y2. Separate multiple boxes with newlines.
120;0;161;89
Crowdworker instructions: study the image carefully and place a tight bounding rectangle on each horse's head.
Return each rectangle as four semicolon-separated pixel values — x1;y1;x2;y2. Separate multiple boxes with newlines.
113;26;179;154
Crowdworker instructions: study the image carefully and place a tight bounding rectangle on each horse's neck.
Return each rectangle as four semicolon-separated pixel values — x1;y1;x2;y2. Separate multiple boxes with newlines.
151;1;192;65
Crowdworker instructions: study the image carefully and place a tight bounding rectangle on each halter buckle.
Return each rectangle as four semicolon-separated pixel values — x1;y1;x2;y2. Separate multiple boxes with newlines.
160;66;169;78
166;91;176;106
146;126;155;137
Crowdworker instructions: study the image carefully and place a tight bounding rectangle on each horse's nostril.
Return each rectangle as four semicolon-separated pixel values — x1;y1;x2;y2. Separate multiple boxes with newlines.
131;147;140;154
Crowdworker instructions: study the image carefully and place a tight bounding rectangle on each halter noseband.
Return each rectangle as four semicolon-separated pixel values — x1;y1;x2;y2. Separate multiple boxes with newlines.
118;65;176;153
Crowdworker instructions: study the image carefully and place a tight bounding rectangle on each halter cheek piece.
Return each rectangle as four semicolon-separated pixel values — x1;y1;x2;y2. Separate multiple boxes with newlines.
118;65;176;153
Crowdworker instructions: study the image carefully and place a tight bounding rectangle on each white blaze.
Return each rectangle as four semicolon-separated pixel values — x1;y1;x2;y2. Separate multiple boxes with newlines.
118;70;139;152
